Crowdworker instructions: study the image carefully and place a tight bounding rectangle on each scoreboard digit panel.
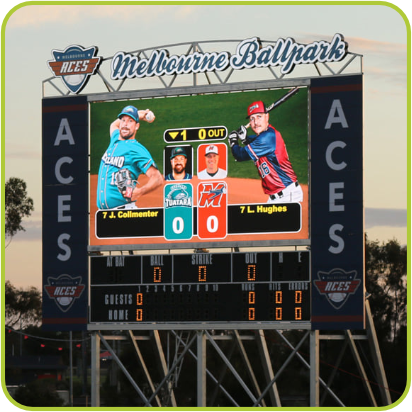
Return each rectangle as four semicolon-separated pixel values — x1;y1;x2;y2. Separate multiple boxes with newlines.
142;254;173;284
232;252;271;282
173;253;231;283
89;251;310;327
90;255;141;285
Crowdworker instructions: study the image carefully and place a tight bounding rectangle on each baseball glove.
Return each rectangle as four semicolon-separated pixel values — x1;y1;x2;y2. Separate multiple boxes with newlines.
228;130;239;147
237;125;248;144
114;168;137;203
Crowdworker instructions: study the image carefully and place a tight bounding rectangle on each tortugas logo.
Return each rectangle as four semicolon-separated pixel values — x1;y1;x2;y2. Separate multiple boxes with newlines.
47;45;101;93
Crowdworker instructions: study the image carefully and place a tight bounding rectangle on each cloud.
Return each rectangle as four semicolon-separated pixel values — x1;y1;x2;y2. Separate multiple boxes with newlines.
365;208;407;229
6;5;193;28
345;36;406;55
5;146;41;161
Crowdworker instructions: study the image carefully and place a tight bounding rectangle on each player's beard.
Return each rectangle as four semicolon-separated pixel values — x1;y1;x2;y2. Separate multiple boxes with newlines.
120;128;134;140
174;163;184;173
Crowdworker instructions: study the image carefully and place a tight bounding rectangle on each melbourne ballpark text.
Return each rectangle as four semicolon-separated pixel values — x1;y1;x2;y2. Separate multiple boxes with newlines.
111;34;347;79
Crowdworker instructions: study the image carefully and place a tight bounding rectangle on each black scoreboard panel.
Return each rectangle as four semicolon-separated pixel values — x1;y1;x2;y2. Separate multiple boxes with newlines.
90;251;310;325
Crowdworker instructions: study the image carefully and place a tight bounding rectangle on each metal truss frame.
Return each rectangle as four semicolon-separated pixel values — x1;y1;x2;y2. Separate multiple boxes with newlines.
90;301;391;407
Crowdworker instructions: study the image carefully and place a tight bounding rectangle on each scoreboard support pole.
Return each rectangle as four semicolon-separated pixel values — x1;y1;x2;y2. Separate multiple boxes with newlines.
255;330;281;406
197;331;207;407
91;332;100;407
309;330;320;407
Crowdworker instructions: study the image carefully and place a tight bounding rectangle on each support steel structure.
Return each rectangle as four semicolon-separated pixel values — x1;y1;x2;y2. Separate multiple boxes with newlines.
90;301;391;407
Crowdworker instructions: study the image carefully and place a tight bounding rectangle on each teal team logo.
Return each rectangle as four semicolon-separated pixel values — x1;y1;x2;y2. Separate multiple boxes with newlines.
164;183;193;240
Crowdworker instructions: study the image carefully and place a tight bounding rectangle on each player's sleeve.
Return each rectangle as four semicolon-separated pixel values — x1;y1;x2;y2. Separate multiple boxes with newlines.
110;129;120;142
231;145;251;162
135;143;157;174
246;131;275;159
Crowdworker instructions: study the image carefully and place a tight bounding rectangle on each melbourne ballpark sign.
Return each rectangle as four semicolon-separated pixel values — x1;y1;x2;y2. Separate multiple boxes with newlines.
111;34;347;79
48;34;348;93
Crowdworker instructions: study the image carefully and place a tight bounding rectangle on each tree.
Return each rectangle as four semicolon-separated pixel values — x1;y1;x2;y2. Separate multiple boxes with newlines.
362;237;407;404
12;379;65;407
365;237;407;344
5;177;34;245
5;280;42;329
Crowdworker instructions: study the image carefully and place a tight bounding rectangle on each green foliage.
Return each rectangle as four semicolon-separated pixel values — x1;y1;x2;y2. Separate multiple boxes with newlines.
5;177;34;239
12;379;65;407
365;236;407;344
5;281;42;329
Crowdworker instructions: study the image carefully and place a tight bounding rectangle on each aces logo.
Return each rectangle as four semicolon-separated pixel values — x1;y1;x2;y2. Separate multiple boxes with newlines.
47;45;101;93
313;268;361;310
44;274;86;312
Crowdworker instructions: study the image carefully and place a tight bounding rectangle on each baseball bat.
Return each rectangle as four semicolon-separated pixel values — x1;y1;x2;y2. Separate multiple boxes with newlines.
245;87;300;128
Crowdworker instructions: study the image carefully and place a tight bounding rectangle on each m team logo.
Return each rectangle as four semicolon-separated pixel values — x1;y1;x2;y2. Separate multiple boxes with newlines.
197;182;227;239
44;275;86;312
198;182;227;207
313;268;361;310
47;45;101;93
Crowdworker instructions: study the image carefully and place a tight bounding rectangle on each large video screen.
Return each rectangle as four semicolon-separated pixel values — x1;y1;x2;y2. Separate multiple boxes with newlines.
89;87;308;249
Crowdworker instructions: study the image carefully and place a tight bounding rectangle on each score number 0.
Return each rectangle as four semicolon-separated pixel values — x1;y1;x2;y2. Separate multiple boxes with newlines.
246;264;305;321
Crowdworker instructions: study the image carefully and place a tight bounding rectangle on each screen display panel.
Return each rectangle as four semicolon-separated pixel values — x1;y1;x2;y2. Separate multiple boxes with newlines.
90;87;308;249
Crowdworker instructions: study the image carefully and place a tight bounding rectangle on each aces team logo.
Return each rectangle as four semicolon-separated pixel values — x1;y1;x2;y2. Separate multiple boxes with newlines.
44;275;86;312
47;45;101;93
313;268;361;309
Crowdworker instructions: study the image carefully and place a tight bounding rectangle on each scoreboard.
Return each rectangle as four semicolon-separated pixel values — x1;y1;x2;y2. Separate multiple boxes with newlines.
42;38;365;332
90;251;310;328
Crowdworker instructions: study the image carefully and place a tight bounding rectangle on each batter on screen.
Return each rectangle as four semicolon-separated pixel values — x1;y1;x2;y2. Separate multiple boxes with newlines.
96;105;163;210
229;101;303;204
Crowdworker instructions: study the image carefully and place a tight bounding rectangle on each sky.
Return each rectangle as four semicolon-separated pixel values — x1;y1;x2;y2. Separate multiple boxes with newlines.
2;0;410;292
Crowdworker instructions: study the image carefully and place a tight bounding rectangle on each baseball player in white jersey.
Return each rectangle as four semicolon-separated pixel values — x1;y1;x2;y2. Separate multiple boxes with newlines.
96;105;163;209
198;144;227;179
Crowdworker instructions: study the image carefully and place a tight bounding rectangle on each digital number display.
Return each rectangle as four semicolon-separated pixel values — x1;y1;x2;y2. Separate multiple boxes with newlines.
164;126;227;143
90;251;310;326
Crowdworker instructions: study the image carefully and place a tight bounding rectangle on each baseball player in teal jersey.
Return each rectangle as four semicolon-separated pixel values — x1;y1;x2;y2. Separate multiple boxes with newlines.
97;105;163;209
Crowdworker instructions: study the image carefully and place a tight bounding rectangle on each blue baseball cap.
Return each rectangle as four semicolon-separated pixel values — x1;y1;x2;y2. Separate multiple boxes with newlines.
118;105;139;122
170;147;187;159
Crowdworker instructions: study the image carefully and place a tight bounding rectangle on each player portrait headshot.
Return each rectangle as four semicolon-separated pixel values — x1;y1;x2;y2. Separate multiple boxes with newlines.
164;145;193;181
96;105;163;210
229;98;303;204
197;143;227;179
